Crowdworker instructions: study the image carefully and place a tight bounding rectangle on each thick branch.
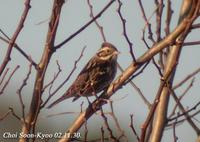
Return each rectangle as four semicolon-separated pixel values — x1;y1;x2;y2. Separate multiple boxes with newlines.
19;1;64;142
150;1;200;142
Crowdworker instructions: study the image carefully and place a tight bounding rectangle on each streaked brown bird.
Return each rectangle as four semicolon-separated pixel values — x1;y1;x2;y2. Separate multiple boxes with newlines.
47;42;119;108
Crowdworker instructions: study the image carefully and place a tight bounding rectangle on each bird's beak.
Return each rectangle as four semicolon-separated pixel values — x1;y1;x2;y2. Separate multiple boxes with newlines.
114;51;120;55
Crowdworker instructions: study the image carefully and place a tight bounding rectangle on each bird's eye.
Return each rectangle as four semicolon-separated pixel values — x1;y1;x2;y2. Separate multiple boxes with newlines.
106;50;110;53
97;48;112;57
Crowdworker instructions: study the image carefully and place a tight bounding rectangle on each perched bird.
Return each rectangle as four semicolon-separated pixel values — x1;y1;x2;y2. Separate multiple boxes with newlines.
47;42;119;108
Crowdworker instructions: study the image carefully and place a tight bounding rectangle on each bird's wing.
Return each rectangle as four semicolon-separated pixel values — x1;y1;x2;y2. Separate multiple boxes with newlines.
79;56;97;74
47;57;100;108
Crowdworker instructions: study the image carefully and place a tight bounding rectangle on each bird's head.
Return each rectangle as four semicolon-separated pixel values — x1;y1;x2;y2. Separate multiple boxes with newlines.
96;42;120;61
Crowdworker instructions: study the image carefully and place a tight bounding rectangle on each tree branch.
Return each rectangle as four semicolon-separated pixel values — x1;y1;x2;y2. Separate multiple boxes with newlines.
54;0;115;50
0;0;31;76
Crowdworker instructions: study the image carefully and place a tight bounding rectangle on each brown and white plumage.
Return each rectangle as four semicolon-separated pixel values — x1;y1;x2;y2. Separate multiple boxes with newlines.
47;42;119;108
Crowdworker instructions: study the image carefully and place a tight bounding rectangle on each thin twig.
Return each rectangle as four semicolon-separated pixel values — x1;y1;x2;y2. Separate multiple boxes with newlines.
155;0;164;71
17;63;32;121
164;0;173;35
0;65;20;95
137;0;155;43
84;121;88;142
168;100;200;122
0;107;21;121
191;23;200;29
169;89;200;135
109;101;128;141
129;114;140;142
0;31;37;68
169;78;195;118
101;126;105;142
172;115;178;142
9;107;21;121
117;63;151;108
0;68;9;86
163;0;173;66
167;109;200;127
155;0;164;42
117;0;136;61
183;40;200;46
126;61;149;83
55;0;115;49
173;66;200;90
46;111;79;118
100;109;119;142
138;0;163;76
87;0;106;42
43;46;86;108
42;60;62;92
0;111;10;121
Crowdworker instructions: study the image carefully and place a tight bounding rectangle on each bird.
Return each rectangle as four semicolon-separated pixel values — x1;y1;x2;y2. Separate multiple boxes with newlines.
47;42;119;108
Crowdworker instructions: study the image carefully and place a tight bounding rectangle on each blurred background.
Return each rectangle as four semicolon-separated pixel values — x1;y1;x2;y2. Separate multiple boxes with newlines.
0;0;200;141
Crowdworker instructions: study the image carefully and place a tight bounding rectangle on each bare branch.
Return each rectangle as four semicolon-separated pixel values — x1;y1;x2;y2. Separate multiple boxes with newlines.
0;68;9;86
172;115;178;142
84;121;88;142
192;23;200;29
42;46;86;108
173;66;200;90
55;0;115;50
129;114;140;142
0;110;10;121
117;0;136;61
154;0;164;42
0;107;21;121
0;0;31;76
169;78;195;118
164;0;173;35
0;65;20;95
155;0;165;71
17;63;32;121
117;63;151;108
46;111;79;118
0;30;37;68
170;89;200;135
108;101;128;141
168;100;200;122
100;109;118;142
138;0;163;77
87;0;106;42
42;60;62;93
101;126;105;142
167;109;200;128
183;40;200;46
137;0;155;43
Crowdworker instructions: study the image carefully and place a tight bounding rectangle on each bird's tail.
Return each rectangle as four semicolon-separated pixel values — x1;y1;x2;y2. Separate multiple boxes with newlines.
47;93;72;109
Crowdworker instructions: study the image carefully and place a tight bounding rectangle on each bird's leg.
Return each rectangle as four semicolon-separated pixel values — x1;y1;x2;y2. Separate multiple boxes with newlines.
90;82;99;100
86;96;92;105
